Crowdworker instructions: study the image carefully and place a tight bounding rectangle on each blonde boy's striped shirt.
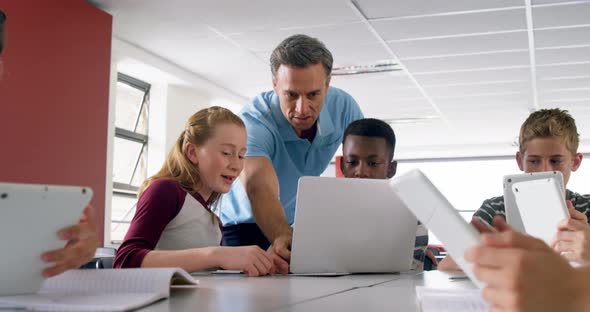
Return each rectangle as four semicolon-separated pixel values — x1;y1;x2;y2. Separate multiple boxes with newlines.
473;189;590;226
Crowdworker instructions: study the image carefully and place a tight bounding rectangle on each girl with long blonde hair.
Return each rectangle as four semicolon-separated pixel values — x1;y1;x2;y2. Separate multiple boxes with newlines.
114;106;275;276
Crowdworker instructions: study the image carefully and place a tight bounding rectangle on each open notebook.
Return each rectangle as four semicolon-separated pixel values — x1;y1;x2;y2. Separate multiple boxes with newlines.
0;268;197;311
416;287;487;312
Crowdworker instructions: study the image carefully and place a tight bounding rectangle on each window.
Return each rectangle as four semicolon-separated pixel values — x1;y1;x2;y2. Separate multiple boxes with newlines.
110;73;150;243
396;154;590;244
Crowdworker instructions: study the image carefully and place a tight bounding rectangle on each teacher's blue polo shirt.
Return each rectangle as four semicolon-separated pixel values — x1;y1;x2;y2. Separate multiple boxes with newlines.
219;86;363;225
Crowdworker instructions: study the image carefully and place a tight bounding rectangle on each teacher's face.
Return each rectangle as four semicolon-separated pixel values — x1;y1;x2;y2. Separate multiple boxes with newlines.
272;63;330;138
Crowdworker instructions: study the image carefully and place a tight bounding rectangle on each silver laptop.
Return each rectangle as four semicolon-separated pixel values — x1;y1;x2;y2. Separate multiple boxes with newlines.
290;177;417;274
0;183;92;295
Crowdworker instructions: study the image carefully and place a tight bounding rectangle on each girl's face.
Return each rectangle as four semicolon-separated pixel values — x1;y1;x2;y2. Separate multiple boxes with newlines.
187;123;247;200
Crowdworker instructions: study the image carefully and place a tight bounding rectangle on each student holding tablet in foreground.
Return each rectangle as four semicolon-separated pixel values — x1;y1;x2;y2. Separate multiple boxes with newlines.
114;107;287;276
0;9;100;278
466;216;590;312
440;109;590;270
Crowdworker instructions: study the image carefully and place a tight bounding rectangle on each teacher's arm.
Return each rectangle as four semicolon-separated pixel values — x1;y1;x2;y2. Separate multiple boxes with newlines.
240;156;291;272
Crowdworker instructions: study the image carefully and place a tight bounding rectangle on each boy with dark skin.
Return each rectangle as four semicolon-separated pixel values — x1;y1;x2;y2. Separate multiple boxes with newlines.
340;118;436;269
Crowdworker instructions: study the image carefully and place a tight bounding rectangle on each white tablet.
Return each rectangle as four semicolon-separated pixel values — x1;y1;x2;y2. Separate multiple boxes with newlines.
503;171;564;232
390;169;484;288
512;176;569;245
0;183;92;295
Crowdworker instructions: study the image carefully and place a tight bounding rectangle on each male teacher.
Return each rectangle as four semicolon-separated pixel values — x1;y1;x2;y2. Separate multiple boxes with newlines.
220;34;363;264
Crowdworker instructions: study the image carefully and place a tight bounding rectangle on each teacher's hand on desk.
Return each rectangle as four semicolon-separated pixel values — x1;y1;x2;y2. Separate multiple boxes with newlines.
268;233;291;274
466;216;587;312
41;205;99;277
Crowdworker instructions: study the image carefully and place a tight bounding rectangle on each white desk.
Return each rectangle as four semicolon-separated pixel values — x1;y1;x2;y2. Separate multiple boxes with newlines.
145;271;475;311
278;271;476;311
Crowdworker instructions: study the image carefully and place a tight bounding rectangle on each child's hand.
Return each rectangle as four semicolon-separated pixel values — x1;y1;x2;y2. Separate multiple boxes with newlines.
217;246;274;276
465;217;583;312
425;249;438;266
551;201;590;264
41;205;99;277
470;218;500;233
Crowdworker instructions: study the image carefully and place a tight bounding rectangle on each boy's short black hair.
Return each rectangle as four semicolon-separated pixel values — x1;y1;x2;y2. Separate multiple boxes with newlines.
342;118;396;161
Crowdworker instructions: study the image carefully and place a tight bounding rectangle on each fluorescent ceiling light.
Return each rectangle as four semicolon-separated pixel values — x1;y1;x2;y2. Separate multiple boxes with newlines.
332;61;402;76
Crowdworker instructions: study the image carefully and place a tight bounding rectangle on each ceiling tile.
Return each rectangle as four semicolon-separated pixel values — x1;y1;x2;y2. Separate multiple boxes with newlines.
357;0;522;19
362;98;438;121
332;72;417;90
330;43;393;67
128;34;269;89
537;63;590;79
444;108;530;121
404;51;530;73
535;26;590;48
533;3;590;29
96;0;218;40
538;77;590;90
540;101;590;112
532;0;583;4
331;74;428;107
434;93;532;112
425;81;531;98
388;31;528;58
228;22;377;53
195;0;359;34
414;67;531;85
372;9;526;41
539;89;590;102
536;46;590;65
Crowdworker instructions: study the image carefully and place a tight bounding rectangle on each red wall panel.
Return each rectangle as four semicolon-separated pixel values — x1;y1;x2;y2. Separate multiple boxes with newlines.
335;156;343;178
0;1;112;245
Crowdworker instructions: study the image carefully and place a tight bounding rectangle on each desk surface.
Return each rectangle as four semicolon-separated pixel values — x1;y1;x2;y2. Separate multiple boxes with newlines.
146;271;476;312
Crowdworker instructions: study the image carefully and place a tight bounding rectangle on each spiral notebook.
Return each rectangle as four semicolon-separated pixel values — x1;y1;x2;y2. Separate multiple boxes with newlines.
0;268;197;311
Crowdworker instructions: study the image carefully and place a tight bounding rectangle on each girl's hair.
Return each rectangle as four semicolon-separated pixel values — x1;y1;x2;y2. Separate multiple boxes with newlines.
139;106;245;206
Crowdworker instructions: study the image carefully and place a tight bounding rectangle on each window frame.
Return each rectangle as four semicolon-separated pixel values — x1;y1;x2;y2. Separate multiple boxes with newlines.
111;73;151;244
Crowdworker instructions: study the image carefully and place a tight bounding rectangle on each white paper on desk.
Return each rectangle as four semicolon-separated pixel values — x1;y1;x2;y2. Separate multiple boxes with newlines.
415;286;488;312
0;268;197;312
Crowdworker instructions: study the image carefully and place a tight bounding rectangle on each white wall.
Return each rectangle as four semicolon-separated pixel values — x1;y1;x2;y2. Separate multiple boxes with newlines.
103;49;118;247
145;82;168;177
104;37;249;244
164;85;211;155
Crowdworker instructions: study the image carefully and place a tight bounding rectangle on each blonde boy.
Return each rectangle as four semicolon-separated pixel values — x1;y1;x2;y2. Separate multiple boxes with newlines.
440;109;590;270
